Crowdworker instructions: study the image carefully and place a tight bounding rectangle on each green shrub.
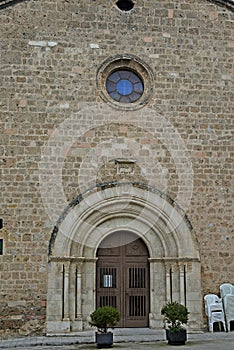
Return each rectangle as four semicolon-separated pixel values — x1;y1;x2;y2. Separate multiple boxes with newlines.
89;306;120;333
161;301;189;331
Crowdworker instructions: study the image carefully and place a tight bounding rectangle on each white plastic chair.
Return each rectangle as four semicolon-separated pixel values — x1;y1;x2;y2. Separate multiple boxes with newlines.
220;283;234;331
204;294;226;332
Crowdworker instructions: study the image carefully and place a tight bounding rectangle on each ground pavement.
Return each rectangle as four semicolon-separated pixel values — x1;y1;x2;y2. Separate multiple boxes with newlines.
0;328;234;350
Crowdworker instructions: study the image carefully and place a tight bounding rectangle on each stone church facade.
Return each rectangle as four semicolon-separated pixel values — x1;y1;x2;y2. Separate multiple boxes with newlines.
0;0;233;336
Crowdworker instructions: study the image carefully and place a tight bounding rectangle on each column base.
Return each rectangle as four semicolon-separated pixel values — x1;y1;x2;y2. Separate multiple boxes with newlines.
46;320;70;334
71;318;83;332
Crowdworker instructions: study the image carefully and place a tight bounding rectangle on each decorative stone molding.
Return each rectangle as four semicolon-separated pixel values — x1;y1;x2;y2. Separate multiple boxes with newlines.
208;0;234;11
148;257;200;262
49;257;87;263
48;181;194;256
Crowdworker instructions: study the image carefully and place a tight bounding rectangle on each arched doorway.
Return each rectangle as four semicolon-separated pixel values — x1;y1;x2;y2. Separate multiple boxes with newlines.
96;231;149;327
47;183;203;333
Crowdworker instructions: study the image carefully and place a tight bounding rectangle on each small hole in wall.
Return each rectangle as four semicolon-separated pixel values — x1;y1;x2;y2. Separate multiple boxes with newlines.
0;218;2;229
116;0;134;12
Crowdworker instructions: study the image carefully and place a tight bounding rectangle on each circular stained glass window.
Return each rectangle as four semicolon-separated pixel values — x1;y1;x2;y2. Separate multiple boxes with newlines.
106;70;144;103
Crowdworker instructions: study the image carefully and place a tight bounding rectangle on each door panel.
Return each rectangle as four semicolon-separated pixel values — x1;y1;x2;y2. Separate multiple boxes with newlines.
96;231;149;327
125;263;149;327
97;263;121;314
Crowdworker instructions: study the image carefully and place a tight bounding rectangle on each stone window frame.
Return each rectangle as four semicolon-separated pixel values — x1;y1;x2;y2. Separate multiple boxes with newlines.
97;54;154;110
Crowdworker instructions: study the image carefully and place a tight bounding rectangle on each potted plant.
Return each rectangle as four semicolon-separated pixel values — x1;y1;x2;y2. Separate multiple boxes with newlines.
161;301;189;346
89;306;120;348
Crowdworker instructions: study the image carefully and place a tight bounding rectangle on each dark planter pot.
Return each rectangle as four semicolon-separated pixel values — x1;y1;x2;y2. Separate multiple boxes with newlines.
166;329;187;345
95;332;113;348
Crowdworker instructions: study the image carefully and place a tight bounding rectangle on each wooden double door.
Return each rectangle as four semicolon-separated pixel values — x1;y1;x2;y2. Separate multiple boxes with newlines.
96;231;149;327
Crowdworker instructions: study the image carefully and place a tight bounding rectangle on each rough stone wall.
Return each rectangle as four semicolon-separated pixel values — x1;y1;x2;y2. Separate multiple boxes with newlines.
0;0;233;336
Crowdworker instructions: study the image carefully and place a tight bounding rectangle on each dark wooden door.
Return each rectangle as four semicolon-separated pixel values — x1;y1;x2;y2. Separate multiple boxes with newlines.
96;231;149;327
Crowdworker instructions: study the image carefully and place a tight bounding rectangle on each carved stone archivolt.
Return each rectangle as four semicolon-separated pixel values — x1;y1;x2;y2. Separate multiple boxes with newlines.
47;183;203;333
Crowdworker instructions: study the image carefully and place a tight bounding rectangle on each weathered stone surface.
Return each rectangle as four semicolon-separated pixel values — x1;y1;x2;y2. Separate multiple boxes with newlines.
0;0;233;336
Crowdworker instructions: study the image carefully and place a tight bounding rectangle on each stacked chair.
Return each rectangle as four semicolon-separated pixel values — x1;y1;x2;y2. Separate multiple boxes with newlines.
204;294;226;332
204;283;234;332
220;283;234;332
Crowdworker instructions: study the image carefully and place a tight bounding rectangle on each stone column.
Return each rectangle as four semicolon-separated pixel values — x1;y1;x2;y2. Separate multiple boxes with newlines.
76;262;83;319
179;262;186;305
63;261;70;321
165;262;172;303
70;259;84;332
81;258;98;330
